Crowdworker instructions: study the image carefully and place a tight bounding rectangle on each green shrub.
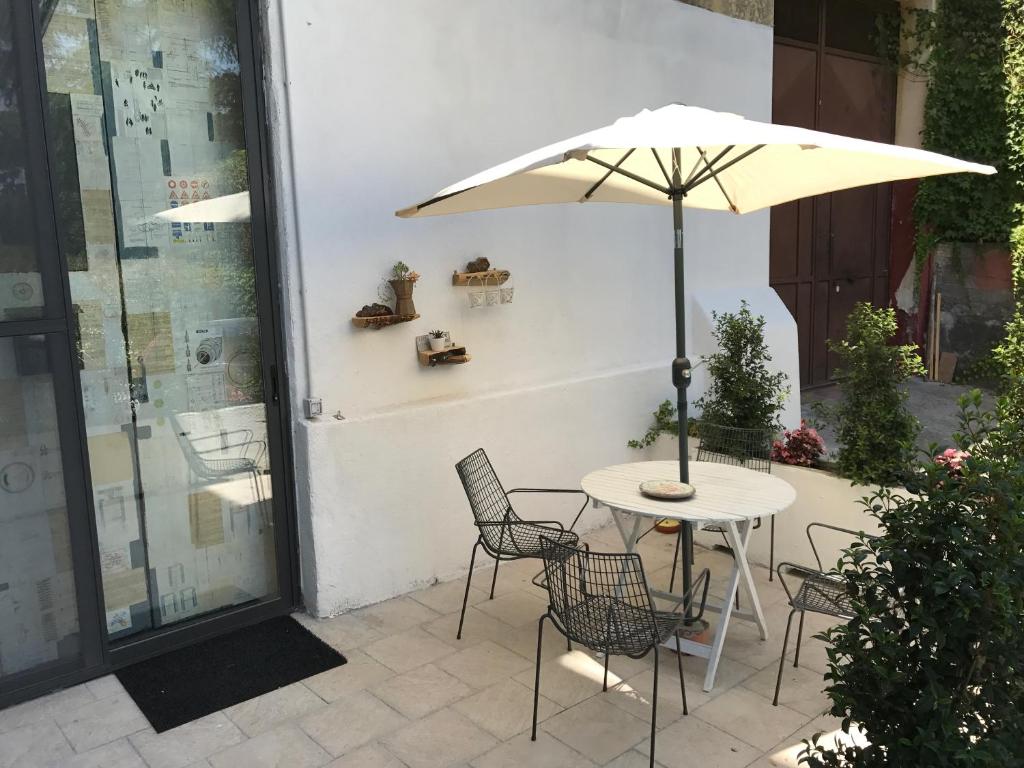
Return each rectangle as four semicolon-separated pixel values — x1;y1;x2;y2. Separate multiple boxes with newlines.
627;401;697;449
818;303;924;485
994;223;1024;437
693;301;789;431
804;391;1024;767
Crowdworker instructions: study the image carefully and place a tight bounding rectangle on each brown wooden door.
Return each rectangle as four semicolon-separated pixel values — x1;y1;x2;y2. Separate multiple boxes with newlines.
770;0;897;386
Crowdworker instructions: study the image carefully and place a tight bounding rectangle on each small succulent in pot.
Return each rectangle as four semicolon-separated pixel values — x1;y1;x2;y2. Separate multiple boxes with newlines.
428;329;448;352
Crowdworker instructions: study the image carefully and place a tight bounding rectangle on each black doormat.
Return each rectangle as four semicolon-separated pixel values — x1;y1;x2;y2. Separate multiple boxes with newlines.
116;615;346;733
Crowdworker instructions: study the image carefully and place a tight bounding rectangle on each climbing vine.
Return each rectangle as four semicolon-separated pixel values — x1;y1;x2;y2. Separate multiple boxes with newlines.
913;0;1015;279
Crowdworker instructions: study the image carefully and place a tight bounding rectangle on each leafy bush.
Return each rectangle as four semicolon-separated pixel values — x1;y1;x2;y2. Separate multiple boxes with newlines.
627;401;698;449
693;301;789;431
804;391;1024;767
994;224;1024;439
817;302;924;485
771;420;825;467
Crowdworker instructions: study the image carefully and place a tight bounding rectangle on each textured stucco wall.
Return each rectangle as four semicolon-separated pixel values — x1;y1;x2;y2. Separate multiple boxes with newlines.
264;0;796;615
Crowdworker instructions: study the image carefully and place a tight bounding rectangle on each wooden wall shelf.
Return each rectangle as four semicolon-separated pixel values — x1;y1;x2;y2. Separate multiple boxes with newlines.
418;345;471;366
351;313;419;329
451;269;510;286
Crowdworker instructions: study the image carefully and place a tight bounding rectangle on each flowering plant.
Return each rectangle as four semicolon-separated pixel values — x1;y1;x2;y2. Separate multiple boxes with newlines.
771;420;825;467
934;447;970;476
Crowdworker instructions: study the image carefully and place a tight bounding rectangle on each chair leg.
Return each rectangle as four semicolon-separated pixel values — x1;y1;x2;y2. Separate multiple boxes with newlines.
773;608;797;706
793;610;806;669
531;614;549;741
649;646;659;768
675;633;688;716
769;516;776;582
489;558;500;599
603;646;611;692
456;539;482;640
668;530;681;593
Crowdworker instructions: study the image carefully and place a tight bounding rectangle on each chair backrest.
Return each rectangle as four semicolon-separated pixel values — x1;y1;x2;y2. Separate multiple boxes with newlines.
540;537;658;655
455;449;514;531
696;422;773;473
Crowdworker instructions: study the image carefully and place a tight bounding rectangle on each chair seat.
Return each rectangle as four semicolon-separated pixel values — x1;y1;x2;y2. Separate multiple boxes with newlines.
792;572;854;619
488;522;578;558
555;596;688;656
199;457;258;476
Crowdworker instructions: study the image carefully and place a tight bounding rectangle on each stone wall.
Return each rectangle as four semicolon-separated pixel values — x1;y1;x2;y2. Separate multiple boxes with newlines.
933;242;1014;371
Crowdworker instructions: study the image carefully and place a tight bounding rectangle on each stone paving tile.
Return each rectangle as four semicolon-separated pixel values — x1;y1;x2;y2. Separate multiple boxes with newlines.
85;675;126;700
513;650;609;709
129;713;246;768
370;663;473;719
452;679;560;741
408;580;488;615
470;731;595;768
741;659;830;717
223;682;326;736
303;649;395;702
62;739;147;768
352;596;440;635
0;684;95;735
634;715;761;768
55;691;150;752
299;690;407;757
207;724;331;768
325;742;405;767
436;640;533;689
422;606;515;650
293;612;385;651
472;590;549;629
692;686;809;752
363;626;458;674
540;695;650;765
0;720;75;768
383;708;498;768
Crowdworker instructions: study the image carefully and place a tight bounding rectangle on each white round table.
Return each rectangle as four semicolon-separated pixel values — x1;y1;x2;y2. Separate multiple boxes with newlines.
581;460;796;691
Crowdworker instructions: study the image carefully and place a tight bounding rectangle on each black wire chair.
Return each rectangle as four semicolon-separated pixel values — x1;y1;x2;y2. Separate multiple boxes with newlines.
668;421;776;600
531;537;710;768
773;523;873;706
454;449;590;640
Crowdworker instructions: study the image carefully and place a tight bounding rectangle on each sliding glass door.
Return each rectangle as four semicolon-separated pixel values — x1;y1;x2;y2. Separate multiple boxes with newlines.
0;0;102;700
35;0;291;648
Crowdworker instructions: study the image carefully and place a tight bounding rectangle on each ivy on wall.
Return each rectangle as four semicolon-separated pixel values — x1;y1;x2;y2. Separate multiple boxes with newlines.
996;0;1024;423
914;0;1016;250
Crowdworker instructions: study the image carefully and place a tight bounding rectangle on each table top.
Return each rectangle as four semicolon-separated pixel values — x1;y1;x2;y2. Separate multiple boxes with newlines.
581;460;796;525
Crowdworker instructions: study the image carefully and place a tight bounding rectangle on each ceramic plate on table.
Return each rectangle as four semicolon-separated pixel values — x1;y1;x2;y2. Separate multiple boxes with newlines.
638;480;695;500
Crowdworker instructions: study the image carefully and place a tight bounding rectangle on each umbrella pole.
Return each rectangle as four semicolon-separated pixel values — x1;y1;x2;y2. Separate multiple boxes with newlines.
670;149;694;618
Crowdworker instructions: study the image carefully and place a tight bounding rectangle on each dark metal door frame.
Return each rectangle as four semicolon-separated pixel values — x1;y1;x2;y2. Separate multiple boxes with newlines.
2;0;299;706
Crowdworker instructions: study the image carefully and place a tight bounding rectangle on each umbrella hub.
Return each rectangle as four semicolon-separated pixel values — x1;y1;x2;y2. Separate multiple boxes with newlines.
672;357;692;390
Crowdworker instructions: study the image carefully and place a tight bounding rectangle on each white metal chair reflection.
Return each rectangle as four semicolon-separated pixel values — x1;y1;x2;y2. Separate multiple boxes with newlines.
532;537;710;768
171;415;269;532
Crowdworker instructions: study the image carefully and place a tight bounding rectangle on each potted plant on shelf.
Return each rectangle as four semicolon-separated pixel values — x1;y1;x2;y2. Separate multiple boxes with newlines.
388;261;420;316
428;329;448;352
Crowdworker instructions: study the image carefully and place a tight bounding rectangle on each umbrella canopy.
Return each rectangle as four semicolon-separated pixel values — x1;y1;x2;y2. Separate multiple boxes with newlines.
396;103;994;606
397;104;993;218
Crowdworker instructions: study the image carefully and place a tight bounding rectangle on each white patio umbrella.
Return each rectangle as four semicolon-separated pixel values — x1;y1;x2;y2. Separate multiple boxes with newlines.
396;103;994;594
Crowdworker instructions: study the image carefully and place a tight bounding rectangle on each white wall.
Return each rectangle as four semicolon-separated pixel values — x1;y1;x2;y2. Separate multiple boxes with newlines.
265;0;799;615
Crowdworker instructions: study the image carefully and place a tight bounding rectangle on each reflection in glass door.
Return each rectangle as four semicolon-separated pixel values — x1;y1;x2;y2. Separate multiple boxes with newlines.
1;0;97;695
40;0;280;640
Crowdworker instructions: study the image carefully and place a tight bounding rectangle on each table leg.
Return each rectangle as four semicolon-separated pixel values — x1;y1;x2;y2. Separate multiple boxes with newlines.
609;508;643;553
702;518;767;692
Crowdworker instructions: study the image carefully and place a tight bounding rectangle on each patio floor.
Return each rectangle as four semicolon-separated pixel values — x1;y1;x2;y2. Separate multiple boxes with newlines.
0;524;858;768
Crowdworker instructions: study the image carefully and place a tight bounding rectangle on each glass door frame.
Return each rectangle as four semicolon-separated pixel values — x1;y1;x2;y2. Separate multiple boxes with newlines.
11;0;301;691
0;0;106;708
